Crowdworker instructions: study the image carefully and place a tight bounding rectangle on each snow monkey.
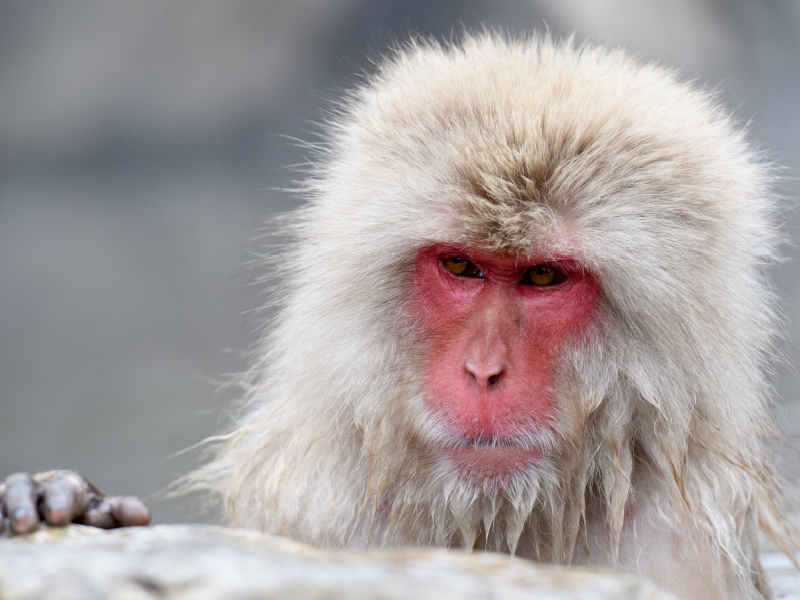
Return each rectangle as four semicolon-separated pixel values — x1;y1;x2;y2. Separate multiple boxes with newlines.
2;34;797;600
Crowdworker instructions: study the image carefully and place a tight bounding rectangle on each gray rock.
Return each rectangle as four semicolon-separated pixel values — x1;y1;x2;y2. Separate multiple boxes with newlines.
761;552;800;599
0;524;680;599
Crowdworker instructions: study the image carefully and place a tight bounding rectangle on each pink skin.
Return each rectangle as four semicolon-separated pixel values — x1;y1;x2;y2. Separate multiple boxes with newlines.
412;245;599;484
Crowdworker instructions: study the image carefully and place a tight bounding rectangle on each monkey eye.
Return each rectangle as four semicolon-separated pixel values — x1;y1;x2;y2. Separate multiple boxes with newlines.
442;257;484;278
521;265;567;286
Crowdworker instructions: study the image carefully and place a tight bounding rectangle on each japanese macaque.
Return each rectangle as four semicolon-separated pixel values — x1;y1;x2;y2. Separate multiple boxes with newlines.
2;34;796;600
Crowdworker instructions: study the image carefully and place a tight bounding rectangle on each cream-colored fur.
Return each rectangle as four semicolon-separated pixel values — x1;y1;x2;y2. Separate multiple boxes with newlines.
188;34;796;599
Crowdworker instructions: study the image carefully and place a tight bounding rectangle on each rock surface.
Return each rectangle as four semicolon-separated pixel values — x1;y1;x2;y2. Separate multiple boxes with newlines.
762;552;800;600
0;524;681;600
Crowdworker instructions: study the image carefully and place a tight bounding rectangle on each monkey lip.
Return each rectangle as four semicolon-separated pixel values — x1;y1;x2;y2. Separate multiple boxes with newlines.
451;436;527;449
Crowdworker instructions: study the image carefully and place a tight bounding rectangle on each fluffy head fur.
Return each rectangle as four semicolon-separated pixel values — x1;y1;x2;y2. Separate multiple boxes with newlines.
190;34;795;598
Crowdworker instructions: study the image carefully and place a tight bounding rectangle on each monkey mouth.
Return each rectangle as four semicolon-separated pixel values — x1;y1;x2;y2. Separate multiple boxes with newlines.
430;425;556;482
420;412;555;458
441;427;555;451
440;439;545;485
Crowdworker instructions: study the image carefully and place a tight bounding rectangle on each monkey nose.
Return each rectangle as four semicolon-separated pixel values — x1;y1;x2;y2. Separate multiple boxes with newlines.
464;359;506;389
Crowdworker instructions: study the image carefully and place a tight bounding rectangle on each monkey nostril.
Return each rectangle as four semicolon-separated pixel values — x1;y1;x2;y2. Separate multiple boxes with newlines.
465;361;505;388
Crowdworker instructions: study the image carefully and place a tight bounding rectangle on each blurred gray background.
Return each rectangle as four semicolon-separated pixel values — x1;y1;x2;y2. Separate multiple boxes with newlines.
1;1;799;525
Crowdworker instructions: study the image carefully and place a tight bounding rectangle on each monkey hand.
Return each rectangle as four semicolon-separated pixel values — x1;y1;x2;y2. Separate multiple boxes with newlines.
0;470;150;534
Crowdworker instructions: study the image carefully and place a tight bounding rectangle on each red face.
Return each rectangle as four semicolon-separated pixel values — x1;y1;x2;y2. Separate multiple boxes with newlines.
412;245;599;485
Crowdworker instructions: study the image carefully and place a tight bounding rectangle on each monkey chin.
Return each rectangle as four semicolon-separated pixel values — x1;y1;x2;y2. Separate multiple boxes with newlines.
441;442;544;492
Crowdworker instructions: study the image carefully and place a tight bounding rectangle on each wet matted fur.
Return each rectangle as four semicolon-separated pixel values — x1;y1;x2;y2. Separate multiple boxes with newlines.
186;34;797;599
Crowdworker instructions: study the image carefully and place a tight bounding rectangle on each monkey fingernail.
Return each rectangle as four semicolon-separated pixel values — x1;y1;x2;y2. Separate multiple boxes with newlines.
45;501;71;526
10;508;37;534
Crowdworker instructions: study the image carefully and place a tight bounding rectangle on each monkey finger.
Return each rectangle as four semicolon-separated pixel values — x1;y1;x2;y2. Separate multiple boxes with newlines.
110;496;150;527
80;497;117;529
80;496;149;529
2;473;40;534
37;471;90;526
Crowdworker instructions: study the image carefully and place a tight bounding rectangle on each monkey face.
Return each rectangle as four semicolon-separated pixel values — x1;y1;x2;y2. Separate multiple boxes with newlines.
412;244;599;486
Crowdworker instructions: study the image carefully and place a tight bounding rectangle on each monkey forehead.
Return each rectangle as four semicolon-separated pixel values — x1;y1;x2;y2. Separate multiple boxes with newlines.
317;34;773;262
